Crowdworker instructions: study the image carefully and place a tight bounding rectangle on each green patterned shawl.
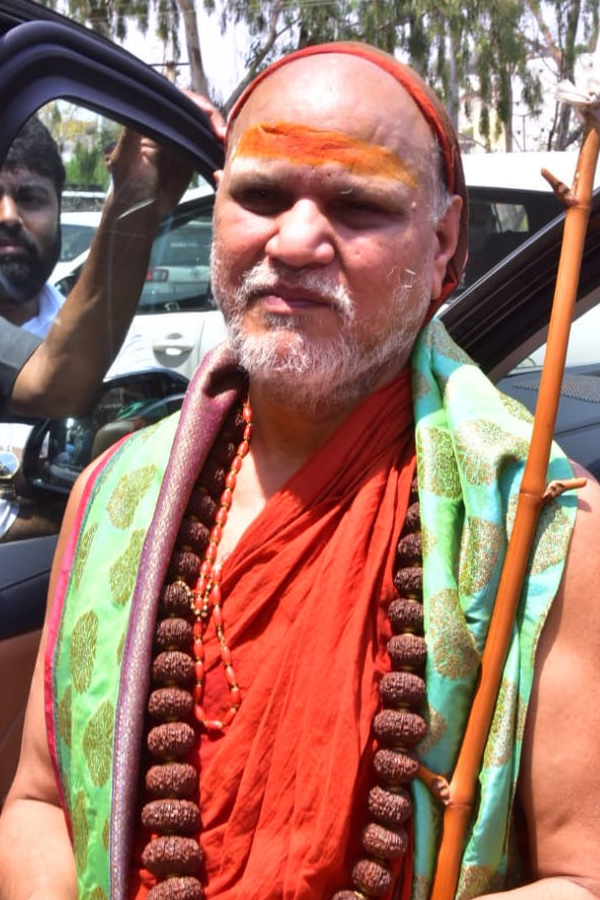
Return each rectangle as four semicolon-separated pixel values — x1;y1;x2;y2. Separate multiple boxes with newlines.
410;319;576;899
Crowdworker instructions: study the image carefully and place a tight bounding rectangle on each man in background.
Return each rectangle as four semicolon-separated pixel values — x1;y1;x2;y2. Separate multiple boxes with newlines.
0;116;184;541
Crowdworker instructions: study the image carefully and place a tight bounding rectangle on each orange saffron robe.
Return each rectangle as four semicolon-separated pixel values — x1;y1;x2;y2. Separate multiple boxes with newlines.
131;368;415;900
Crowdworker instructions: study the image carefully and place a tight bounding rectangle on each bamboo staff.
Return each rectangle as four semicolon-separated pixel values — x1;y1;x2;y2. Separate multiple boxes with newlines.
428;70;600;900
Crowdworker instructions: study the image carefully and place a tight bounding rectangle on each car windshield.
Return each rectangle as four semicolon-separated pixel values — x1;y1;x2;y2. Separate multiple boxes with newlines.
59;221;98;262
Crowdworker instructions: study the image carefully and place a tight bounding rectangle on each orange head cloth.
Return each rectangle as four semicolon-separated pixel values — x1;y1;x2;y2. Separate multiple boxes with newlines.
226;41;469;313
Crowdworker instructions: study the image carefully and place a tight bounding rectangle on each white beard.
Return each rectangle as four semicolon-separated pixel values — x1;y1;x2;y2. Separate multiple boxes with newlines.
211;249;430;414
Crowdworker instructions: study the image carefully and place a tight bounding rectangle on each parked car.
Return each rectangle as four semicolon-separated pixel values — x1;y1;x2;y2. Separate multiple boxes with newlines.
52;188;227;379
458;151;600;290
61;188;106;211
52;209;102;284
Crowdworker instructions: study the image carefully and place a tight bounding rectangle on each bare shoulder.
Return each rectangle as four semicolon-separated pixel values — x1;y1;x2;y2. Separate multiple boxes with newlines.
545;462;600;656
560;461;600;603
518;461;600;890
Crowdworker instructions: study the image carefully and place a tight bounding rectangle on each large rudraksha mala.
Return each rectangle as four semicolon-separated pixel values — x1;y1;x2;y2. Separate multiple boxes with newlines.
138;404;427;900
140;403;249;900
332;477;426;900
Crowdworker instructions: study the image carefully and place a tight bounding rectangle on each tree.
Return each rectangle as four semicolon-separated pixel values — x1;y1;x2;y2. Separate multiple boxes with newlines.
191;0;546;147
199;0;533;145
35;101;119;190
40;0;599;152
526;0;600;149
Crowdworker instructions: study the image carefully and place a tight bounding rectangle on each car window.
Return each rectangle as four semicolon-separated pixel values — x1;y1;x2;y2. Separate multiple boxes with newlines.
36;372;188;490
59;221;98;262
461;186;562;289
2;101;219;360
138;197;215;314
3;102;225;384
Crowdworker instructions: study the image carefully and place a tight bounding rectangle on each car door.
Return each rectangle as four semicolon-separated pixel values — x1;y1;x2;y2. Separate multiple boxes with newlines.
0;4;224;176
0;5;226;378
0;6;225;511
440;185;600;477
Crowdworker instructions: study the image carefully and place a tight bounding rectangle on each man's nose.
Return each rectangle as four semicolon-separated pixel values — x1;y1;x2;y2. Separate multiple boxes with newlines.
265;199;335;267
0;194;21;226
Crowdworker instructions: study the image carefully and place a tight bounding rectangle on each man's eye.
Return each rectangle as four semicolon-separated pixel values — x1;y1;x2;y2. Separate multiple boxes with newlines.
346;199;380;212
17;190;49;208
335;196;386;221
236;187;285;213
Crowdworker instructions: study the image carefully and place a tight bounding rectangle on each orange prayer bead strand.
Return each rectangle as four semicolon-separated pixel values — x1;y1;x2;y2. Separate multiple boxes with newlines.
190;402;252;734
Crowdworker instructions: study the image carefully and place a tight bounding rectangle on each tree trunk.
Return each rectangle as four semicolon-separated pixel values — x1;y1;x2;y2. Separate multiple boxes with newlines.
504;77;514;152
448;33;461;133
176;0;211;96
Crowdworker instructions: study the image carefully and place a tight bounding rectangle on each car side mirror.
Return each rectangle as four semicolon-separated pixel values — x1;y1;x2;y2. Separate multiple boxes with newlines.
22;368;188;498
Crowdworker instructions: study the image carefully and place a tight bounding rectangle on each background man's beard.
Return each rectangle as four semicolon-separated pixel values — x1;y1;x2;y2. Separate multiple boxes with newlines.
212;252;430;413
0;230;61;306
0;256;49;305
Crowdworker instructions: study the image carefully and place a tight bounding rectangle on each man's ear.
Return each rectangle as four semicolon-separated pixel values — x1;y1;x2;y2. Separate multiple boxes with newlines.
214;169;224;187
430;195;462;301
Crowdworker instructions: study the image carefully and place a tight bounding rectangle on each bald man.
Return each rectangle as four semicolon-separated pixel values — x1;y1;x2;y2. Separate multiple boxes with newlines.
1;44;600;900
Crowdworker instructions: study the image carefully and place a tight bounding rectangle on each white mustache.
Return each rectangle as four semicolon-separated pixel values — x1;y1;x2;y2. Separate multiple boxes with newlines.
236;264;355;319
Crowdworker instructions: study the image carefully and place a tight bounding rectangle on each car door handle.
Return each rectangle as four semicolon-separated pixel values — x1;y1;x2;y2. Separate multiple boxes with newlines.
152;335;196;355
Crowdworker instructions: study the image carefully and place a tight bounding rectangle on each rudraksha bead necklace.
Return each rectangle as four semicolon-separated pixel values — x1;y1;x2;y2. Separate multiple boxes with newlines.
332;482;426;900
140;403;427;900
188;400;252;733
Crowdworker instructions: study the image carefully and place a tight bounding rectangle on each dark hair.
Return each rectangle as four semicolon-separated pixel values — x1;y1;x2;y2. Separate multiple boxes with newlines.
4;116;66;199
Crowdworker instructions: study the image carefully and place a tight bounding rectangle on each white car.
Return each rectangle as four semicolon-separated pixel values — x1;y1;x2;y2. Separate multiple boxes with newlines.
461;152;600;368
52;187;227;380
52;209;102;284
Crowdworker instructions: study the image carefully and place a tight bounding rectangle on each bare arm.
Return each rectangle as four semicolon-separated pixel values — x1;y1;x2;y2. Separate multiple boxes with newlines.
0;467;93;899
481;463;600;898
9;128;192;417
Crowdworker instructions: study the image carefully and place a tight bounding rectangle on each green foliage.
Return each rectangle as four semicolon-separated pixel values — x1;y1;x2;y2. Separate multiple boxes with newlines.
39;0;600;151
36;102;120;190
65;141;106;190
200;0;598;148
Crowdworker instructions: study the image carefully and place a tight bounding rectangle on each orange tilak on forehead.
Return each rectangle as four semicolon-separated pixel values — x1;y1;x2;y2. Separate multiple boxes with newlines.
231;122;418;186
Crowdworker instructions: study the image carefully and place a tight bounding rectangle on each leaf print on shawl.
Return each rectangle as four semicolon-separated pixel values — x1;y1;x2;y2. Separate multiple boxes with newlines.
57;685;72;749
71;522;98;591
70;610;99;693
82;700;114;787
416;426;461;499
428;587;480;679
72;790;89;872
455;420;529;486
459;517;503;599
109;529;146;606
107;465;157;529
